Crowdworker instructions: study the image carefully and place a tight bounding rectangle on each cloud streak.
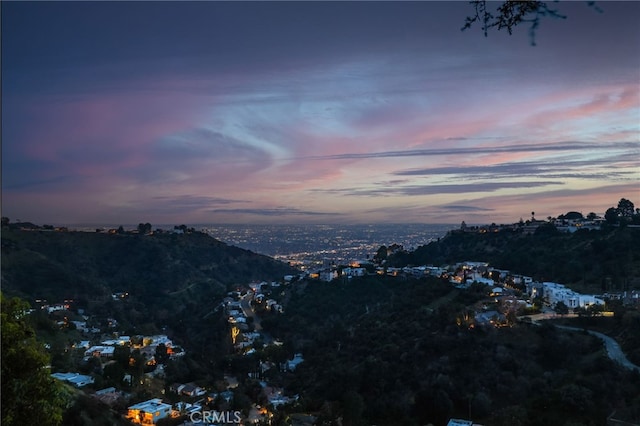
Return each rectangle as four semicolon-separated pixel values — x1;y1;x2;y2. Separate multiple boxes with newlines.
298;141;639;162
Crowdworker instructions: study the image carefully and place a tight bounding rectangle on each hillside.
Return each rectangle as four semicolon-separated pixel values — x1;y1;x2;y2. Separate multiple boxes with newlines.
262;275;640;426
0;226;296;322
388;226;640;294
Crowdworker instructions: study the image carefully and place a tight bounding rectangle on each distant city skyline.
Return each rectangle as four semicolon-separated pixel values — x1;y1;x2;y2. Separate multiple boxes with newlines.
2;2;639;225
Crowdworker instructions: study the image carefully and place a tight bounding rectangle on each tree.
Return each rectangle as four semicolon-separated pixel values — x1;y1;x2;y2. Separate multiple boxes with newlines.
137;222;152;234
617;198;635;219
155;343;169;365
534;222;558;236
471;391;492;418
587;303;604;317
103;362;125;387
342;390;365;426
113;345;131;368
1;293;69;426
604;207;618;225
374;245;388;264
554;301;569;316
462;1;602;45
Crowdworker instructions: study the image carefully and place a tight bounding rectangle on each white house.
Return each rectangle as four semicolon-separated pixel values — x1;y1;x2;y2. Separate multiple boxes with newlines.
542;282;605;308
127;398;172;425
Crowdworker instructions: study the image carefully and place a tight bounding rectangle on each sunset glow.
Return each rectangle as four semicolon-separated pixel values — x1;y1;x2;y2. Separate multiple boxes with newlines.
2;2;638;225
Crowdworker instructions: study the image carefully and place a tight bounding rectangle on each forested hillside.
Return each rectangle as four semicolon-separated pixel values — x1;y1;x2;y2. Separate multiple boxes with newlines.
0;226;296;331
262;275;640;426
388;226;640;293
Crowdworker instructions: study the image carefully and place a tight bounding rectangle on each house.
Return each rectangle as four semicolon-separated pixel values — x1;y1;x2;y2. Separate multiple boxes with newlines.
425;266;447;277
386;267;402;277
93;387;123;406
490;287;504;297
319;270;338;281
341;267;366;277
472;277;495;286
95;387;116;395
284;353;304;371
263;386;298;407
71;321;88;332
173;402;202;417
169;383;185;394
181;383;206;397
228;300;242;309
403;266;428;278
475;311;506;327
219;390;234;403
45;303;70;313
448;420;473;426
117;336;131;345
51;372;94;387
85;345;115;358
447;419;484;426
542;282;605;308
127;398;172;425
74;340;91;349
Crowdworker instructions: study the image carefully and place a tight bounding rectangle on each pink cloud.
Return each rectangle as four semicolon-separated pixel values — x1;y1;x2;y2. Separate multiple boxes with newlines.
16;104;190;187
520;83;639;135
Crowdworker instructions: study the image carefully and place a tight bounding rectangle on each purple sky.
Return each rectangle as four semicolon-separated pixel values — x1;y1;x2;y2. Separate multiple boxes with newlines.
2;1;639;225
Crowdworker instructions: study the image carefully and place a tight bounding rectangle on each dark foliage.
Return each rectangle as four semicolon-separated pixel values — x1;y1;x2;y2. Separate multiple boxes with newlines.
388;226;640;294
263;276;640;425
1;227;296;311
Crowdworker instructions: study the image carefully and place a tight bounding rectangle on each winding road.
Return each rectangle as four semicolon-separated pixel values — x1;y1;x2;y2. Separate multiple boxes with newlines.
523;314;640;372
556;325;640;372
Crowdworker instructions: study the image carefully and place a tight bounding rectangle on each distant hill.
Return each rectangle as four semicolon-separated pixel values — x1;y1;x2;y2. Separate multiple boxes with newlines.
0;226;296;310
388;226;640;293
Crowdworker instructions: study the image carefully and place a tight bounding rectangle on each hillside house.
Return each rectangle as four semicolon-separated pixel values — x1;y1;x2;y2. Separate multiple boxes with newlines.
127;398;172;425
51;372;94;387
85;345;115;358
425;266;447;277
284;353;304;371
169;383;185;394
320;270;338;281
341;267;366;277
541;282;605;308
180;383;206;397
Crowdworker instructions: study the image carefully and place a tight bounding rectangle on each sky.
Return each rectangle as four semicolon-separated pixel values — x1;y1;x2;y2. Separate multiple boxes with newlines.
2;1;639;226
